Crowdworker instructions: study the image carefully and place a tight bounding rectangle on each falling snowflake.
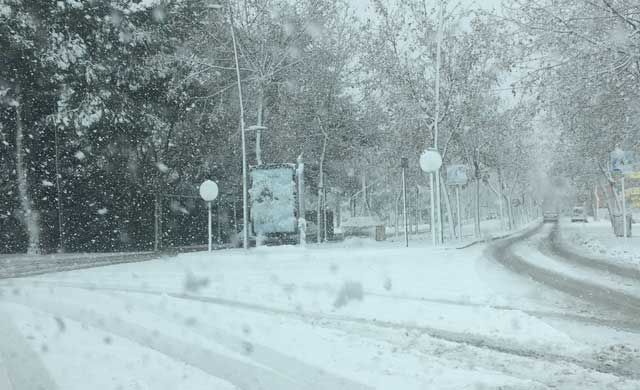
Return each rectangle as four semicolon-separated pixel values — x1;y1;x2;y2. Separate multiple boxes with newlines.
156;162;169;173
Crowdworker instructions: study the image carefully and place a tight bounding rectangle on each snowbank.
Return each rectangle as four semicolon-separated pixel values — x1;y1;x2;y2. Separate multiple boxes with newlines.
559;219;640;268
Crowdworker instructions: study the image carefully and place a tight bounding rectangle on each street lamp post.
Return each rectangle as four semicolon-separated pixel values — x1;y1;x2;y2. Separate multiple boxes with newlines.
432;0;444;244
226;5;249;249
401;157;409;247
207;2;249;249
420;149;443;246
199;180;219;252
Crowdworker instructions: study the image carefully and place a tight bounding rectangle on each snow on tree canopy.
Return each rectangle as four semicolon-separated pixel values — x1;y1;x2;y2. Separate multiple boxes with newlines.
249;166;297;235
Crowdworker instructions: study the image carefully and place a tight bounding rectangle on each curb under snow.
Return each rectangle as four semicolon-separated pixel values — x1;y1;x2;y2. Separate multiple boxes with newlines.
453;221;543;250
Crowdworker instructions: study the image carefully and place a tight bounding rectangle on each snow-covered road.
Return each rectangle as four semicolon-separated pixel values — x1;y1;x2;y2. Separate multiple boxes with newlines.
2;227;640;389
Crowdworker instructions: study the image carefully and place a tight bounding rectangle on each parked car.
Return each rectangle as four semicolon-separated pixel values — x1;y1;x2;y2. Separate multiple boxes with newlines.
571;206;588;222
543;211;559;222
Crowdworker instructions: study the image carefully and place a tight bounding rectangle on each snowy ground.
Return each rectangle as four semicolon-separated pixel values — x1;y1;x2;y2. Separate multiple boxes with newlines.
2;221;640;389
558;218;640;268
386;218;515;247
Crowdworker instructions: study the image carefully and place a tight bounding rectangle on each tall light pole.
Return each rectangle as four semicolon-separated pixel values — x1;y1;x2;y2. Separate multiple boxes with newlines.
54;126;65;252
433;0;444;244
210;2;249;249
208;3;249;249
401;157;409;247
420;149;442;246
199;180;219;252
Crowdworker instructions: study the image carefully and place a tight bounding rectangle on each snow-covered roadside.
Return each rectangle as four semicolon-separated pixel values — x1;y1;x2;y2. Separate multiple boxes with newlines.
385;218;539;248
2;233;640;389
558;219;640;268
513;225;640;300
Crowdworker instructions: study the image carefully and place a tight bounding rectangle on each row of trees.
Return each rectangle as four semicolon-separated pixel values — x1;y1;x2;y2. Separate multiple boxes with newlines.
355;1;539;237
0;0;371;253
504;0;640;218
1;0;545;253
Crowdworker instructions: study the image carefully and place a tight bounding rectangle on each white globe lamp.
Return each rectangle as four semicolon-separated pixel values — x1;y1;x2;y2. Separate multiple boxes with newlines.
419;148;442;173
199;180;219;202
199;180;219;252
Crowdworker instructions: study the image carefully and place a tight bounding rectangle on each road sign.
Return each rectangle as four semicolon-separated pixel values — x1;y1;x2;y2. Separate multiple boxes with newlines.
626;187;640;208
611;149;634;174
446;165;468;186
628;171;640;180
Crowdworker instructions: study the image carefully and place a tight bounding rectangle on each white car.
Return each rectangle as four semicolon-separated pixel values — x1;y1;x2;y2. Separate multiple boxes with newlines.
543;211;559;222
571;206;588;222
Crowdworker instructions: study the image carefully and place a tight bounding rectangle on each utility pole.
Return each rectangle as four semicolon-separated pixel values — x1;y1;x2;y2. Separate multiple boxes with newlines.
433;0;444;244
594;183;599;221
622;174;627;238
401;157;409;247
297;154;306;246
456;185;462;240
228;6;248;250
54;126;65;252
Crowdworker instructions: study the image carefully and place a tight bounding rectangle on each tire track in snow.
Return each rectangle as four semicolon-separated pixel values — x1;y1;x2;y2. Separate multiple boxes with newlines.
487;223;640;379
10;277;639;333
286;281;640;333
10;280;638;380
489;224;640;319
68;288;376;390
3;295;372;390
547;224;640;280
0;305;59;390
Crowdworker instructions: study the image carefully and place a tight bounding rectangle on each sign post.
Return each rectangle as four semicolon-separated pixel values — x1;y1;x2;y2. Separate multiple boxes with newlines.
420;149;443;246
297;155;306;246
622;175;627;237
401;157;409;247
446;165;468;240
611;148;635;238
199;180;219;252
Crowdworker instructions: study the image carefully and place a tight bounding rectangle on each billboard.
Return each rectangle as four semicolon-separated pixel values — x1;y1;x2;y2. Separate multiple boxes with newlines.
610;150;635;174
625;187;640;208
446;164;468;186
249;165;297;235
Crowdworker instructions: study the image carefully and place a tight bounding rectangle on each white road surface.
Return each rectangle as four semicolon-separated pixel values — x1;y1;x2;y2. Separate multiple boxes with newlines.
2;225;640;389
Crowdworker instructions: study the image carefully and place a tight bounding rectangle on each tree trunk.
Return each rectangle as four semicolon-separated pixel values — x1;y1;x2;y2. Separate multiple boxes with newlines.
335;191;341;228
598;179;617;229
497;170;505;231
297;154;306;246
362;174;368;215
15;83;41;254
54;126;65;252
395;192;400;237
415;186;419;234
506;193;515;229
317;135;327;243
474;177;481;238
256;85;264;165
441;173;456;239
